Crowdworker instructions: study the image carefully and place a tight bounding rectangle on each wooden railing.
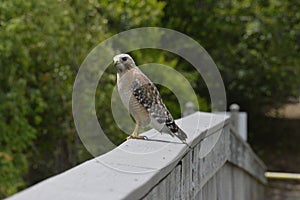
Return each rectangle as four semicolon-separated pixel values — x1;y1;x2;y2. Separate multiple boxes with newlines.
6;112;266;200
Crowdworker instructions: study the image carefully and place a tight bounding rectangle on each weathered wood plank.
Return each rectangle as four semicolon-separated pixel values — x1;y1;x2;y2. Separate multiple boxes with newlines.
173;164;182;200
216;164;233;200
229;131;267;184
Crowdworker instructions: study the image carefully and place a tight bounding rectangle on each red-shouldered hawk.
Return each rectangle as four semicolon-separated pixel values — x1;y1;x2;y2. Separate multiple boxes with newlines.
113;54;187;144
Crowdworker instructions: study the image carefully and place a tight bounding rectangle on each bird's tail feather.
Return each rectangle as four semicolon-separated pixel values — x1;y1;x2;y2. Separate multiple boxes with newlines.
173;127;187;142
174;127;191;148
164;121;189;147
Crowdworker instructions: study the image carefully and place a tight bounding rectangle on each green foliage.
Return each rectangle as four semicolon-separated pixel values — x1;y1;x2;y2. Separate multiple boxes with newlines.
162;0;300;171
0;0;165;197
163;0;300;112
0;1;42;196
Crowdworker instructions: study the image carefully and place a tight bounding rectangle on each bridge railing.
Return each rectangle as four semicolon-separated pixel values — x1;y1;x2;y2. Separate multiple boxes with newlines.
6;111;266;200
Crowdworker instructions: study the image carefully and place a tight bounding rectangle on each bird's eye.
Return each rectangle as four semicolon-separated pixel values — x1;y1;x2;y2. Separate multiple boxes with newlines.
121;57;128;62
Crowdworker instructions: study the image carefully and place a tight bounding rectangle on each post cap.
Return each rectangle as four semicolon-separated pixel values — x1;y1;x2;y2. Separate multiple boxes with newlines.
230;103;240;112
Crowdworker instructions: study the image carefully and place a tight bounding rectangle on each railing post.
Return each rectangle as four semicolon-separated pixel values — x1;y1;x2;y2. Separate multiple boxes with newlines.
230;103;240;133
183;102;195;117
229;103;248;141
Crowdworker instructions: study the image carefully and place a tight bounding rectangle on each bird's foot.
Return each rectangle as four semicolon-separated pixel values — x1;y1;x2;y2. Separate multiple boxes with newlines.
126;135;149;140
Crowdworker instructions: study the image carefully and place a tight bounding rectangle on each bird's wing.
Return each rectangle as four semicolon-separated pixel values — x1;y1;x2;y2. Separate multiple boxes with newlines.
131;70;187;141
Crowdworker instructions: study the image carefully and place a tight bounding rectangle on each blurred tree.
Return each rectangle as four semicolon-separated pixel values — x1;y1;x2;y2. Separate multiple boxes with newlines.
161;0;300;159
0;0;165;197
162;0;300;113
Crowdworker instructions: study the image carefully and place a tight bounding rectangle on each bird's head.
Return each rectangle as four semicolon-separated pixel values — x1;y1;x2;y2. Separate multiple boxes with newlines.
113;54;136;73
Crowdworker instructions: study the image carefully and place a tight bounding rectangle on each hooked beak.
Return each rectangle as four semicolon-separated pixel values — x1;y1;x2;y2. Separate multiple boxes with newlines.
113;60;119;67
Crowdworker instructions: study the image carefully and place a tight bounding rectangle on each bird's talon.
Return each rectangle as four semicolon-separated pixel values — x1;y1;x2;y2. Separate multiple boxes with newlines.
126;136;132;140
126;135;148;140
141;136;149;140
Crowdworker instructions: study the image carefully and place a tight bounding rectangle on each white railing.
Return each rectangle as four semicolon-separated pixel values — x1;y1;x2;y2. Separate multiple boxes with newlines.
6;112;266;200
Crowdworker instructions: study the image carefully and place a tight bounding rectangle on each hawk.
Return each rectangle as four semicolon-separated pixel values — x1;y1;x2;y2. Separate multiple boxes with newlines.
113;54;188;144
